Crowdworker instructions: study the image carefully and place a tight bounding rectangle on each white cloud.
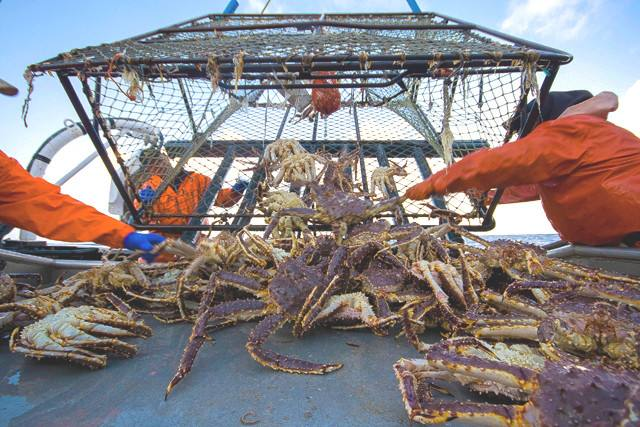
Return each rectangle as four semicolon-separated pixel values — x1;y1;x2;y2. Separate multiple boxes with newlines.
501;0;599;40
243;0;284;14
609;80;640;137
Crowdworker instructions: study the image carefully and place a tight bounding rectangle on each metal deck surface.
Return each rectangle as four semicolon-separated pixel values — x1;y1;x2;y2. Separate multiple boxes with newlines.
0;319;455;427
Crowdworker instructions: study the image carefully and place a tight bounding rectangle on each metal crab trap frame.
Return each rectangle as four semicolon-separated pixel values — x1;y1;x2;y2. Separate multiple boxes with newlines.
28;12;571;243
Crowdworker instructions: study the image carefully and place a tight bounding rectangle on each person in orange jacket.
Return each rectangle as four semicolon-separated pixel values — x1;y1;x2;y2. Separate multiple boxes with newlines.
405;91;640;247
136;150;248;232
0;79;164;260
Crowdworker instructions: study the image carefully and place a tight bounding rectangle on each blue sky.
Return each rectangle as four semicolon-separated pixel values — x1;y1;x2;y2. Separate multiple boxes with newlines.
0;0;638;235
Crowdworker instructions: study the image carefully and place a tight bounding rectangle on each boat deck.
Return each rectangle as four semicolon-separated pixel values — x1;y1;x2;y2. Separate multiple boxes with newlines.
0;320;457;427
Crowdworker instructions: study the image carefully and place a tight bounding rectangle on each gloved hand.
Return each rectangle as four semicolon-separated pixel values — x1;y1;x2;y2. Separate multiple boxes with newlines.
123;232;166;263
231;178;250;193
138;186;156;204
404;179;435;201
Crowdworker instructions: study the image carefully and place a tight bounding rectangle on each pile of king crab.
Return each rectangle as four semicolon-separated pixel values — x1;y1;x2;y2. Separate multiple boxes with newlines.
1;139;639;426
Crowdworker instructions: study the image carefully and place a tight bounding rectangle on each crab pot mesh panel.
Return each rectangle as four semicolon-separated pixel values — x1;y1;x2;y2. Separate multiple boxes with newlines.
94;71;520;229
28;13;570;237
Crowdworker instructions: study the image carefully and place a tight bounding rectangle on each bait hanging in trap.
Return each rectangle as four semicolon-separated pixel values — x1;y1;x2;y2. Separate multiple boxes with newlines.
27;12;571;242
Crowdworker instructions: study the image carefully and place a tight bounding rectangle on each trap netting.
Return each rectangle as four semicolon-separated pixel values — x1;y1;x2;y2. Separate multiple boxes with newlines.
93;70;521;231
27;13;571;238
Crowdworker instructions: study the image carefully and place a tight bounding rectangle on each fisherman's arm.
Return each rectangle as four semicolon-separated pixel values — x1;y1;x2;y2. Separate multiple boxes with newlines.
0;151;161;250
406;116;589;199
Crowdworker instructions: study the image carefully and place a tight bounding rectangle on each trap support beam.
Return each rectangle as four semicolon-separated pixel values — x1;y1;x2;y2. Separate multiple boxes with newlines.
58;74;141;224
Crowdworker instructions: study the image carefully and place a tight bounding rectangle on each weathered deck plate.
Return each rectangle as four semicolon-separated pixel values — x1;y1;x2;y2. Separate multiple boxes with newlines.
0;320;465;427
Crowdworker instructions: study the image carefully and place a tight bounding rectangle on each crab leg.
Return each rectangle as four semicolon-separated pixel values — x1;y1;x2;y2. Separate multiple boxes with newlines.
411;261;462;328
217;271;265;296
371;294;398;335
296;247;348;334
401;306;431;352
165;274;220;399
431;261;466;309
128;263;153;288
166;299;270;400
104;293;140;320
505;280;640;309
176;255;206;319
77;307;152;337
458;251;480;306
394;359;521;426
0;296;61;319
480;290;547;319
246;313;343;374
466;317;540;341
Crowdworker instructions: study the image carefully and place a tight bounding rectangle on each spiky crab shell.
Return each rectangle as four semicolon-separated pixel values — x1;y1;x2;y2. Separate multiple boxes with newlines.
539;294;640;369
0;273;16;304
343;220;391;246
529;362;640;426
357;252;411;294
310;184;374;220
267;258;326;316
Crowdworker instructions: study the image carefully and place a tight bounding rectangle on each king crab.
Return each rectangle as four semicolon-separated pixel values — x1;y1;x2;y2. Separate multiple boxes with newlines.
394;337;640;426
370;161;407;199
9;305;152;369
466;289;640;370
264;181;406;244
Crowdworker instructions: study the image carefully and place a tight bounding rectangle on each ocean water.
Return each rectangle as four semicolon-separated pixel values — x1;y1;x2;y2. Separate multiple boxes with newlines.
473;234;560;247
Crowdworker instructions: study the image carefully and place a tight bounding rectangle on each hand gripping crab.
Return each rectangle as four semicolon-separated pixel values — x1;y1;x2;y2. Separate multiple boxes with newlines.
264;182;406;243
9;306;152;368
394;337;640;426
370;161;407;199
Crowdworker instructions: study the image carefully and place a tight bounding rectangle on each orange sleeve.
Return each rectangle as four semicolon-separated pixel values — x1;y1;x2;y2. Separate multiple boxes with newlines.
429;116;589;195
487;184;540;204
0;151;134;247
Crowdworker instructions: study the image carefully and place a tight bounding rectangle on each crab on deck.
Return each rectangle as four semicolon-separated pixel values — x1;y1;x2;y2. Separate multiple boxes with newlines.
394;337;640;426
164;235;402;398
165;242;347;398
466;289;640;370
9;305;152;369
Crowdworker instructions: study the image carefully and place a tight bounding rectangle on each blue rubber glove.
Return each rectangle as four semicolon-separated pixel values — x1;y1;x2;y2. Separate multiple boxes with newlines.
231;179;250;193
138;186;156;204
123;232;166;263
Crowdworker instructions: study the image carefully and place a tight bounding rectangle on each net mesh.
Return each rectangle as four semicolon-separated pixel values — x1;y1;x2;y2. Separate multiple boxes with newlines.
91;68;523;232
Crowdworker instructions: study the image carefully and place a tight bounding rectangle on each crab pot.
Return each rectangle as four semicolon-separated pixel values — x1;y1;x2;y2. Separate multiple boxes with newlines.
28;13;571;242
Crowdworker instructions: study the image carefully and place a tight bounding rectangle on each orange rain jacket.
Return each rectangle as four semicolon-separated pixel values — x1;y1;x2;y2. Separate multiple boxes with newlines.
422;115;640;246
0;150;133;247
137;173;211;227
